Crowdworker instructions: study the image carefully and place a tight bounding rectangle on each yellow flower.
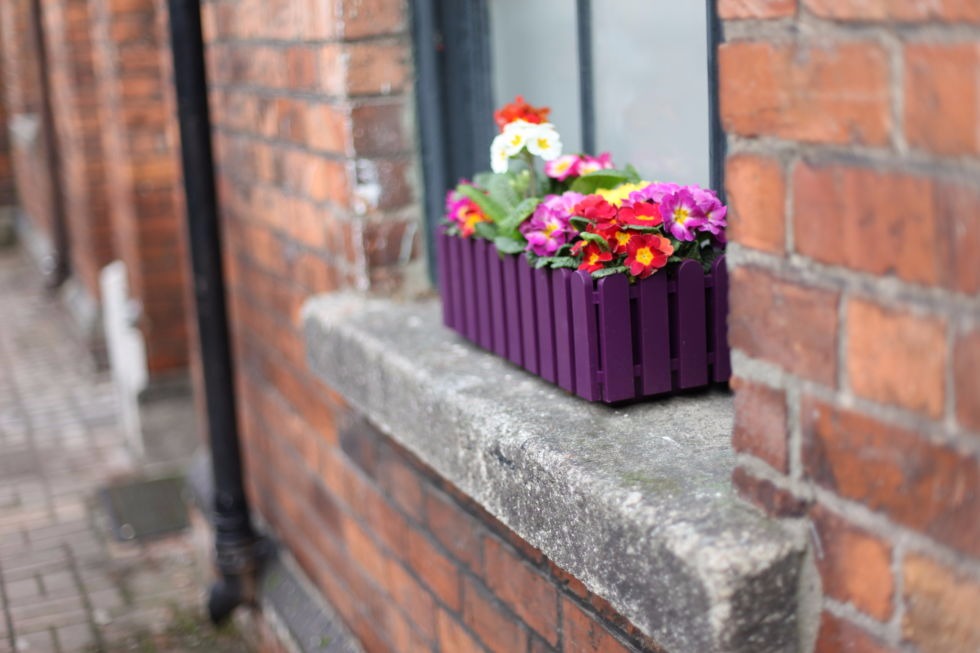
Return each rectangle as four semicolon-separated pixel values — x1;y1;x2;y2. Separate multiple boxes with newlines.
596;182;650;207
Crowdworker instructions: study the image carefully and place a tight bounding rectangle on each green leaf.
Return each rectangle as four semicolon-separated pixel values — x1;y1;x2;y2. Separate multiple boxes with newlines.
485;173;520;210
554;244;573;257
473;221;498;240
493;236;526;255
591;265;628;279
473;172;496;188
499;197;540;235
620;224;662;234
579;231;610;250
624;164;642;183
569;216;592;231
456;184;508;224
547;256;580;269
569;169;636;194
533;256;550;269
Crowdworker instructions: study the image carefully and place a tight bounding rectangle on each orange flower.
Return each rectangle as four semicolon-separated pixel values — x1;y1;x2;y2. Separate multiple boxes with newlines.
578;242;613;273
494;95;551;132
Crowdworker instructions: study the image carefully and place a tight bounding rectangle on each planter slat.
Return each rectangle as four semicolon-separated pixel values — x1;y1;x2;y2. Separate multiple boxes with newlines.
438;235;729;404
487;247;508;358
535;267;557;383
675;260;708;389
461;237;479;342
711;257;731;383
448;235;466;333
570;271;600;401
637;273;672;396
474;240;493;351
437;231;454;328
553;269;576;394
518;257;539;374
502;255;523;367
598;274;636;403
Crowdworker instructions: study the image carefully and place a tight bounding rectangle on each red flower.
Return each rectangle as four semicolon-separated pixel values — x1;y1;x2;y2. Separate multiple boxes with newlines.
610;230;634;254
624;234;673;279
578;242;614;273
573;195;617;223
618;202;663;228
493;95;551;132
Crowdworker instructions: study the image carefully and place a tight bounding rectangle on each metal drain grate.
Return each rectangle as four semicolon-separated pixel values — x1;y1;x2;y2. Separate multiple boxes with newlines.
100;476;190;541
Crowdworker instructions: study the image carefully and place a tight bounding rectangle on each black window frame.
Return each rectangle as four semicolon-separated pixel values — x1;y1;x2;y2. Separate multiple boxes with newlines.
411;0;726;280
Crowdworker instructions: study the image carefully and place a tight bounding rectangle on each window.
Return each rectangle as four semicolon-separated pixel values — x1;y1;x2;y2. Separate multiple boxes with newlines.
412;0;725;278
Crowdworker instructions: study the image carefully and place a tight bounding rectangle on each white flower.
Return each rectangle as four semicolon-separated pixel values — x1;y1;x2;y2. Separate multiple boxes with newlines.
500;120;533;156
525;123;562;161
490;134;511;174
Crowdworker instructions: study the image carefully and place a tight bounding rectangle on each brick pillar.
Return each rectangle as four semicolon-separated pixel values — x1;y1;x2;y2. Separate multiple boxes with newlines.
720;2;980;652
39;0;117;362
0;0;62;265
0;10;16;245
89;0;197;463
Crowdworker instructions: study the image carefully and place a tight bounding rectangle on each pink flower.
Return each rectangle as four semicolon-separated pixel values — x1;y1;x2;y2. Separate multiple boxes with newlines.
628;182;680;204
545;155;582;181
577;152;614;175
660;189;706;241
690;186;728;238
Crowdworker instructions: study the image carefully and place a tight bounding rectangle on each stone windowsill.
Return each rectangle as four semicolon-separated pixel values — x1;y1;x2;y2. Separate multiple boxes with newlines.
302;294;806;653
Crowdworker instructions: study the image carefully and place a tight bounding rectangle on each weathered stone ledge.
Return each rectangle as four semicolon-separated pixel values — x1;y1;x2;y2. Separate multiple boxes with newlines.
303;294;806;653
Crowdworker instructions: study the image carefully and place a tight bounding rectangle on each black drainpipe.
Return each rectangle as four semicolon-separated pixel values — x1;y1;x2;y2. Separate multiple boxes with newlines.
165;0;264;624
31;0;70;289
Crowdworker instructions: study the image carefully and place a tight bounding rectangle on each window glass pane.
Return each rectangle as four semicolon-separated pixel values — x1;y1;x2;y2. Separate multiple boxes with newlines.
487;0;582;153
592;1;711;187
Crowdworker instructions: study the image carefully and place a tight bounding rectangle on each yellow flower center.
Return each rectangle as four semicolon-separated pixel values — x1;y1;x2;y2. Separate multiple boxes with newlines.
674;208;690;224
510;134;523;147
537;137;550;150
635;247;654;266
615;231;631;247
544;223;558;237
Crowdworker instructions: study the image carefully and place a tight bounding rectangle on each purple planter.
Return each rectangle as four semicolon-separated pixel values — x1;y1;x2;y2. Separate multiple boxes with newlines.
438;229;731;404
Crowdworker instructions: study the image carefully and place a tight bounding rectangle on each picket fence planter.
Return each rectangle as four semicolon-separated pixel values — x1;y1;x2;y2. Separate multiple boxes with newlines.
436;229;731;404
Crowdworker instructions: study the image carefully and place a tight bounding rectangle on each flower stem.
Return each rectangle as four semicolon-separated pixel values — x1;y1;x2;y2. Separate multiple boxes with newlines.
521;149;537;200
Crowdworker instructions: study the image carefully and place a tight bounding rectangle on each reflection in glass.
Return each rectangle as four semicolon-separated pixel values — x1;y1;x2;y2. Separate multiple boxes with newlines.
592;1;711;187
487;0;582;153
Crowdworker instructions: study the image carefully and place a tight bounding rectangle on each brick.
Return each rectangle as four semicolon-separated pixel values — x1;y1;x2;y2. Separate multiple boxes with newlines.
347;41;410;97
905;43;980;156
341;0;406;39
732;466;809;517
351;101;409;156
719;41;890;145
802;398;980;557
725;154;786;254
483;536;558;645
719;0;796;19
814;612;895;653
810;504;893;620
384;559;438;643
729;267;839;385
954;328;980;433
405;529;461;611
793;164;937;286
425;488;484;573
437;610;485;653
462;577;528;653
903;554;980;653
731;377;788;472
846;299;946;418
561;597;633;653
804;0;980;22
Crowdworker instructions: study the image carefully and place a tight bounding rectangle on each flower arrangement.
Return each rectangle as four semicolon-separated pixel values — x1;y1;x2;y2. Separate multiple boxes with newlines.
444;96;728;282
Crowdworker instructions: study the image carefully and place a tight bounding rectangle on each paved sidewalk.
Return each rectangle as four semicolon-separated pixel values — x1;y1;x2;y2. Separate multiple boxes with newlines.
0;246;246;652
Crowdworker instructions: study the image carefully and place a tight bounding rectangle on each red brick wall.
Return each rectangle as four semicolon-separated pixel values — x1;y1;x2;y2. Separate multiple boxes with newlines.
203;0;663;650
720;3;980;652
90;0;190;376
0;0;61;247
40;0;114;299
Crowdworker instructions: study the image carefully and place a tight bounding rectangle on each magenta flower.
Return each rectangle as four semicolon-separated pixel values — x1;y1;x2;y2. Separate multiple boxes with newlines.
520;191;583;256
628;182;681;204
690;186;727;238
660;189;707;241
